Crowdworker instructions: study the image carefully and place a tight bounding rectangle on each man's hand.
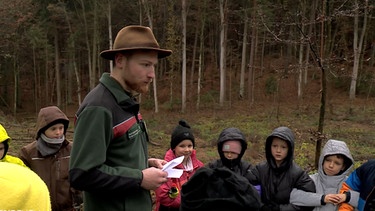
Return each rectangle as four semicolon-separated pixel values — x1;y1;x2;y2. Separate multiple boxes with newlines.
141;167;168;190
148;158;167;169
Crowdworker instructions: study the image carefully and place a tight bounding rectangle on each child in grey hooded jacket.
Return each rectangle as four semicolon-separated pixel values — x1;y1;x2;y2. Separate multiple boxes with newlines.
290;139;359;211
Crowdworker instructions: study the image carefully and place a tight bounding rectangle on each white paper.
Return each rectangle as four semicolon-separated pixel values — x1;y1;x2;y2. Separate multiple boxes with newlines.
162;156;184;178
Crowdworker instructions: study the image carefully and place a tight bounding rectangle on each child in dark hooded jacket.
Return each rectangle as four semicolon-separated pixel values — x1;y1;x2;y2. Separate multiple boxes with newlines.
247;126;316;211
207;127;261;194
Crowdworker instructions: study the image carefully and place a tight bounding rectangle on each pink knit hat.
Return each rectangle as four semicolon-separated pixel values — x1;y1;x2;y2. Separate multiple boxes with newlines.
222;140;242;154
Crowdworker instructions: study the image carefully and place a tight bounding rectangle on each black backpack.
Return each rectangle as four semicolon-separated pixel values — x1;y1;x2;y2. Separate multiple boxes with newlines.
180;167;261;211
365;187;375;211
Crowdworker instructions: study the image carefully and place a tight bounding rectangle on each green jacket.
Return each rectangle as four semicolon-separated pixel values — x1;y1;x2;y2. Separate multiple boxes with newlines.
69;73;151;211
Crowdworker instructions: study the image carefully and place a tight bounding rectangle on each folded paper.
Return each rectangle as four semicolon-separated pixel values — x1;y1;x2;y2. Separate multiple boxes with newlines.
162;156;184;178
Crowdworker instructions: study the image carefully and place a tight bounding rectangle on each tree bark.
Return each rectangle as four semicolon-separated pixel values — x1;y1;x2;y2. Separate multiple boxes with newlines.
240;9;248;99
54;27;61;107
181;0;187;112
219;0;227;106
350;0;368;99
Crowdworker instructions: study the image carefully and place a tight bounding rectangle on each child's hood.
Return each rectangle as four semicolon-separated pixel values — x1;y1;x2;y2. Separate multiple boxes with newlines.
0;124;10;143
265;126;295;170
35;106;69;139
319;139;354;175
217;127;248;157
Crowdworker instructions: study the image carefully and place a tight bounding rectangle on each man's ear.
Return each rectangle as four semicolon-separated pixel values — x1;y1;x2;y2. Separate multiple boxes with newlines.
114;53;123;65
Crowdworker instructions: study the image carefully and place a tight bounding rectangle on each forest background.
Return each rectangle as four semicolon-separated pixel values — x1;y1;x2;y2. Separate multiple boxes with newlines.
0;0;374;171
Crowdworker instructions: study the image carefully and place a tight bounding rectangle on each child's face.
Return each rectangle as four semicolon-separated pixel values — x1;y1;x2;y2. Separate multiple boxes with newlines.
0;142;5;158
44;123;65;139
323;155;345;176
271;137;288;165
223;151;239;160
174;139;193;162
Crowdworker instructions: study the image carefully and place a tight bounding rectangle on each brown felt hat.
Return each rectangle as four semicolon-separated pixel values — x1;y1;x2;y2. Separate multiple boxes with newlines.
100;25;172;60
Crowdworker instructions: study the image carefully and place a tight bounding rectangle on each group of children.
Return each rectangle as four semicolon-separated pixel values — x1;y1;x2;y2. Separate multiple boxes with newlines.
154;121;375;211
0;108;374;211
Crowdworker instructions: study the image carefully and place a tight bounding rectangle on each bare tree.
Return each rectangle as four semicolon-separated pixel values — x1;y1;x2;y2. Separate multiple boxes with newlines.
240;6;248;99
181;0;187;112
141;0;161;113
248;0;257;104
219;0;227;106
79;0;94;90
59;0;82;106
196;0;206;110
349;0;368;99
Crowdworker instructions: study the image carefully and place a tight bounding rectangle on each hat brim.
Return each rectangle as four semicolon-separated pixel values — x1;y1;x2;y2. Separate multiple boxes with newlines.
100;47;172;60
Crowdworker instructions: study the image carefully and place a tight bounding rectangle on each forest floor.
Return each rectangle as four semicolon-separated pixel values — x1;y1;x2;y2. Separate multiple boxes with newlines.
2;89;375;172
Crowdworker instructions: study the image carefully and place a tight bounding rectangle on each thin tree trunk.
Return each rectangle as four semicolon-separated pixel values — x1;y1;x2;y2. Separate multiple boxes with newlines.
190;24;199;99
350;0;368;99
248;3;256;104
54;27;61;107
304;0;316;84
60;0;82;105
45;43;49;105
79;0;94;90
196;0;206;110
108;1;113;72
141;0;160;113
92;1;98;83
13;51;18;116
315;0;327;169
240;13;248;99
181;0;187;112
219;0;227;106
33;45;39;111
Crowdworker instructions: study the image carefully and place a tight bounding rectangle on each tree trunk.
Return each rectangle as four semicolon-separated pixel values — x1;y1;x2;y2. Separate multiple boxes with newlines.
79;0;94;90
219;0;227;106
54;27;61;107
248;0;257;104
181;0;187;112
190;23;199;100
32;45;39;111
349;0;368;99
142;0;160;113
13;52;19;116
60;0;82;105
304;0;317;84
196;0;206;110
107;1;113;73
297;3;305;99
92;1;98;84
45;44;49;106
240;10;248;99
314;0;327;169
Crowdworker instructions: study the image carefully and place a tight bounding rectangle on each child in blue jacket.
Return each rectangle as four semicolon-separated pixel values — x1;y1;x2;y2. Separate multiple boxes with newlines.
338;159;375;211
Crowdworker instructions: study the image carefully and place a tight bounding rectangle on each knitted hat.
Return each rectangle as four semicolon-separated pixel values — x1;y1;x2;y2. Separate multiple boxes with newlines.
222;140;242;154
0;162;51;210
171;120;195;149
